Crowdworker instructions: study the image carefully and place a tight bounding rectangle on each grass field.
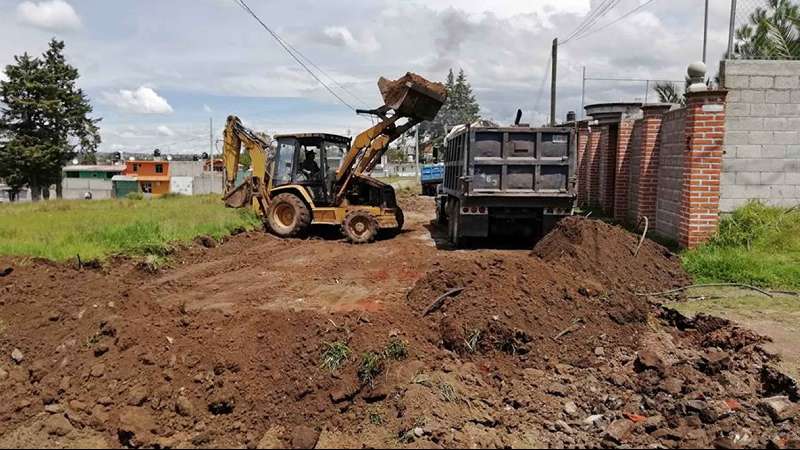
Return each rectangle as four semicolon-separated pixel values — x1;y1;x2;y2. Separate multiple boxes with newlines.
682;201;800;289
0;195;262;261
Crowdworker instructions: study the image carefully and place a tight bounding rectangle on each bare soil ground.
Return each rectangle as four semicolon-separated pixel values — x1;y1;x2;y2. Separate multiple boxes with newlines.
0;196;798;449
670;288;800;380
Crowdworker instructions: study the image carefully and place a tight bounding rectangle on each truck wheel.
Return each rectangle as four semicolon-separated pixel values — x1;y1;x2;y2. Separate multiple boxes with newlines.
448;201;461;248
436;198;447;225
343;210;379;244
267;193;311;237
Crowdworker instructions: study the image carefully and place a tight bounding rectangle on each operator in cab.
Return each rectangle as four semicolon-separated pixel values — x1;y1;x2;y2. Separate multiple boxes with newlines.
300;149;321;180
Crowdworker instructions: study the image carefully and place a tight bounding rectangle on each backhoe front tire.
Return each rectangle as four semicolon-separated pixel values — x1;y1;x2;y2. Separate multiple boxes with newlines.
342;211;378;244
267;193;311;238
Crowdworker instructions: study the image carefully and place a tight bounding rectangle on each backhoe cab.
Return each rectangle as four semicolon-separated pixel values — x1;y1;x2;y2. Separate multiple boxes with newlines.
222;72;446;243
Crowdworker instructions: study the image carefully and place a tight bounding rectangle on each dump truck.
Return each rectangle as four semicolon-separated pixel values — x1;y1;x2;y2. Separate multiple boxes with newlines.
222;73;446;243
420;163;444;196
436;124;576;247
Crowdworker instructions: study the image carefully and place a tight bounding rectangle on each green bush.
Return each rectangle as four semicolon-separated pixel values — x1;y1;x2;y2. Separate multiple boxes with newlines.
126;192;144;200
683;201;800;289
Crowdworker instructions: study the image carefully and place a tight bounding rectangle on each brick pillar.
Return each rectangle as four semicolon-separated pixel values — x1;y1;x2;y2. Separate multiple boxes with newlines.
679;91;727;249
634;104;671;224
613;120;635;222
599;124;618;215
576;121;591;207
588;126;605;208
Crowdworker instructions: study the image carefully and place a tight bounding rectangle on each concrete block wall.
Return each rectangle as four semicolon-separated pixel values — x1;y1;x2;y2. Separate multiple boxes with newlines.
62;178;114;200
721;60;800;211
655;109;687;241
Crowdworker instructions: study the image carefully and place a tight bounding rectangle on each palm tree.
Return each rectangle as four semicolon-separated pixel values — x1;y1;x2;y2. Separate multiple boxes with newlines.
654;82;685;106
735;0;800;59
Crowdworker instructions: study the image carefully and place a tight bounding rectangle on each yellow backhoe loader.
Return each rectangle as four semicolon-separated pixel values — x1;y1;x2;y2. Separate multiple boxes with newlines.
222;73;446;243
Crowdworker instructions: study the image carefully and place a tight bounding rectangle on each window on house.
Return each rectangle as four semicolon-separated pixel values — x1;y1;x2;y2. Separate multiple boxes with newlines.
133;164;139;172
155;164;164;174
141;182;153;194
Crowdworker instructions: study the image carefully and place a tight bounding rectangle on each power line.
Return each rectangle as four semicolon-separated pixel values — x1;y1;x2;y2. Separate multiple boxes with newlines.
571;0;660;43
232;0;357;112
276;31;369;108
561;0;621;45
534;53;552;111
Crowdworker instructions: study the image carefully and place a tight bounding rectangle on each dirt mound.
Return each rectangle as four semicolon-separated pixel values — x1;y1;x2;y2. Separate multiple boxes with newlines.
533;216;691;293
1;202;798;449
406;254;650;367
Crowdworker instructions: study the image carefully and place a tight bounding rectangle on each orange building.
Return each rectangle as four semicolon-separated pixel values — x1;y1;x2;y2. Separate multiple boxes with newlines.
123;160;171;196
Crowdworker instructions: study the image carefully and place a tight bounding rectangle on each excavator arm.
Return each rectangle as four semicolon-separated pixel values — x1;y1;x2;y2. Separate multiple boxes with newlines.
333;74;447;204
222;115;273;215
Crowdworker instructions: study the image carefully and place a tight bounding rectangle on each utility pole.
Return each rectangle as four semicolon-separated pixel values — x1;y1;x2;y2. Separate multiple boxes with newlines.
580;66;586;120
703;0;710;63
550;38;558;126
414;124;420;184
209;117;214;171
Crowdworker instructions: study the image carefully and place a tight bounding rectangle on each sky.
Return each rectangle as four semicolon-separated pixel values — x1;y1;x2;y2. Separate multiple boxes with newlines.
0;0;735;155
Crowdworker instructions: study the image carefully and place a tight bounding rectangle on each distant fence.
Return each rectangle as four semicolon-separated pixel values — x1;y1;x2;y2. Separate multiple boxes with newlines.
729;0;800;60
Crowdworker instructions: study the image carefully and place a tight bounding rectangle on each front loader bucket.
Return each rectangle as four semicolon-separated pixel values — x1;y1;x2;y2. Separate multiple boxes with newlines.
222;179;253;209
378;73;447;121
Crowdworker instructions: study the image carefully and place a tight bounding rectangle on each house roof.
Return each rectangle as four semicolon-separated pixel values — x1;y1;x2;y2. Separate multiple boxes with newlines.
63;165;126;172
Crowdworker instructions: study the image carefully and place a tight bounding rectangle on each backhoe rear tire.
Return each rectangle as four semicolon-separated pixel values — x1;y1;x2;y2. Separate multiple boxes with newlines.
267;193;311;238
342;210;378;244
383;209;405;238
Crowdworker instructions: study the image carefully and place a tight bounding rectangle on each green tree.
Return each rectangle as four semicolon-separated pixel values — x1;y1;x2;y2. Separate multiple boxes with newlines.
0;39;101;200
735;0;800;59
417;68;481;156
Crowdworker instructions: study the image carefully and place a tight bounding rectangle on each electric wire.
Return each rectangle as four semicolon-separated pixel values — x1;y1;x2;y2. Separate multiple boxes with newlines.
232;0;357;112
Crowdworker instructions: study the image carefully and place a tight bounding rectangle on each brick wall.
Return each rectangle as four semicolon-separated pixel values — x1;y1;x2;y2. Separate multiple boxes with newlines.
613;120;634;221
721;60;800;211
587;127;603;208
655;109;687;241
576;121;591;206
599;124;618;214
627;120;644;224
635;105;671;225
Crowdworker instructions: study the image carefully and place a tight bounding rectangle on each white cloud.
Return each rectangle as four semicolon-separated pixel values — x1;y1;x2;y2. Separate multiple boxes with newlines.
203;104;212;113
16;0;82;31
156;125;175;137
320;26;380;53
103;86;174;114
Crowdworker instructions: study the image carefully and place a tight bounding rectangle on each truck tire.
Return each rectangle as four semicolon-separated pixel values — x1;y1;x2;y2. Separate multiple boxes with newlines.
267;192;311;237
436;197;447;225
343;210;379;244
447;200;462;248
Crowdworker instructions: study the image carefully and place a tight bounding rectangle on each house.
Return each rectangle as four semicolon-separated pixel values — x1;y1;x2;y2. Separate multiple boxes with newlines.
123;160;171;196
62;165;126;200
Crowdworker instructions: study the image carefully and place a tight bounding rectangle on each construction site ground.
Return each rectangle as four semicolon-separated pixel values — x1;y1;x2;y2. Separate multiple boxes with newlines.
1;195;799;449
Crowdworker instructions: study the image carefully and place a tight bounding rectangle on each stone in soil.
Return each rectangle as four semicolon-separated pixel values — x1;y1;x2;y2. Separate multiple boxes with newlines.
290;425;320;449
11;348;24;364
175;395;195;417
44;414;74;436
759;396;800;422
